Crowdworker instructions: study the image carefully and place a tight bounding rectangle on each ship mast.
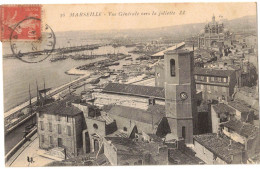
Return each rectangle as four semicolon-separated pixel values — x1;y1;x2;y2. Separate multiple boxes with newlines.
29;83;33;124
36;80;39;104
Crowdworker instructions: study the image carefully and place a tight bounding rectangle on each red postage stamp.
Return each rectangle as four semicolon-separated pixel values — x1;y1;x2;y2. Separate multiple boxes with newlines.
1;5;41;41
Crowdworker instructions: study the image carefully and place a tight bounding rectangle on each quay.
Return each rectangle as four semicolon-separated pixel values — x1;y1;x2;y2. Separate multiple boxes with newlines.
4;73;92;134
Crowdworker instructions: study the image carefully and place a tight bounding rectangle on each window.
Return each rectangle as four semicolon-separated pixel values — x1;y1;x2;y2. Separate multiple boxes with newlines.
67;126;71;136
201;76;205;80
93;123;98;129
170;59;176;77
41;135;44;143
56;115;61;121
182;126;186;140
223;78;227;83
206;77;209;82
211;77;214;82
148;98;155;105
123;127;127;132
48;122;52;132
66;116;70;122
50;136;53;145
218;77;222;82
40;121;44;130
58;138;62;147
58;124;62;134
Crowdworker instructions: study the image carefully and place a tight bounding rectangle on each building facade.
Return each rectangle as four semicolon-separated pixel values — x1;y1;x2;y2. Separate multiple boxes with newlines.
37;97;84;158
198;15;229;49
194;67;236;102
193;133;245;164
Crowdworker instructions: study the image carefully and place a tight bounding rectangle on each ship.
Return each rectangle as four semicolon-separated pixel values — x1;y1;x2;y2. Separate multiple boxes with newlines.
89;78;100;84
100;72;110;79
125;57;133;61
50;53;67;62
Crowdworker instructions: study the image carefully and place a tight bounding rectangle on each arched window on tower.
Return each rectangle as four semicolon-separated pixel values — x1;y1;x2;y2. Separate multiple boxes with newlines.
170;59;176;77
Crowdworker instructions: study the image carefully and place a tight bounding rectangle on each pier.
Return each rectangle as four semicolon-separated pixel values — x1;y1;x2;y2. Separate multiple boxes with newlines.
3;44;101;58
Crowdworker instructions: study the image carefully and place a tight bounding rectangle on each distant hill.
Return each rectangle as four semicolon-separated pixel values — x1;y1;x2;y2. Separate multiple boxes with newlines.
54;15;257;42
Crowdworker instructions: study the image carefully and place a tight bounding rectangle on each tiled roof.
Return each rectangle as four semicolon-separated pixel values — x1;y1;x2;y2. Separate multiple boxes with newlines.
103;83;165;99
228;100;254;113
194;67;235;77
96;114;114;125
105;136;166;165
194;133;244;164
221;120;259;138
36;95;82;116
212;103;236;115
169;149;204;165
104;105;165;125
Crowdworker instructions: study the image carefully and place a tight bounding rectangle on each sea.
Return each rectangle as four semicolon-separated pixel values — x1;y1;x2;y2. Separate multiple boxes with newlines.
3;42;132;112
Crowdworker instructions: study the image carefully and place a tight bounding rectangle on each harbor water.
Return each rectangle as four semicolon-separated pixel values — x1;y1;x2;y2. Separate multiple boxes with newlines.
3;45;131;112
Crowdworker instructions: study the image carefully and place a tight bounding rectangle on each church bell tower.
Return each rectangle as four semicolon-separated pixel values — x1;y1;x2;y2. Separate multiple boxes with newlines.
164;49;198;144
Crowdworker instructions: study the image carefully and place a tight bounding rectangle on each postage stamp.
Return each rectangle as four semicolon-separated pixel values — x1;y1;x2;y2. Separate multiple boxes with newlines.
1;5;41;41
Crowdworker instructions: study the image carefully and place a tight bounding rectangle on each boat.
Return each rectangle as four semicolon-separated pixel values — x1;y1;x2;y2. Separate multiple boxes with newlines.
125;57;133;61
50;53;67;62
89;78;100;84
71;82;85;90
125;44;136;48
100;73;110;79
23;123;36;135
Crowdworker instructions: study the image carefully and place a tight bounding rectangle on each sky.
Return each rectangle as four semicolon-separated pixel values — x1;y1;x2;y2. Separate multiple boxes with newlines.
42;3;257;32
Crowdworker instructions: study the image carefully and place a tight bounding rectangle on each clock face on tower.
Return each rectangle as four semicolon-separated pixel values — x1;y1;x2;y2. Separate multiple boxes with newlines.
180;92;188;100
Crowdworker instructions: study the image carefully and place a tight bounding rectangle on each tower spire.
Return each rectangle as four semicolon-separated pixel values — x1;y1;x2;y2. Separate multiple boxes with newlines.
212;14;216;22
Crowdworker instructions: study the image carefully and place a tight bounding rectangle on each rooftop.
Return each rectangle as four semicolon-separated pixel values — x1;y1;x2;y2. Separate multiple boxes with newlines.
105;136;166;165
221;120;259;138
212;103;236;115
228;100;254;113
194;67;235;77
194;133;244;164
36;95;82;116
151;42;185;57
103;83;165;99
104;104;165;125
96;114;115;125
164;48;192;55
168;149;204;165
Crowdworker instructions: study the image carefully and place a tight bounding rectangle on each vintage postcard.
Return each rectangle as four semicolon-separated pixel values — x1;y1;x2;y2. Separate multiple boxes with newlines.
1;2;259;167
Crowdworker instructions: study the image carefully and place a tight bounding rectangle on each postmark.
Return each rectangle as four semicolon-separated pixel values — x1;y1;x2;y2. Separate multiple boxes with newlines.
10;17;56;63
1;5;42;41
